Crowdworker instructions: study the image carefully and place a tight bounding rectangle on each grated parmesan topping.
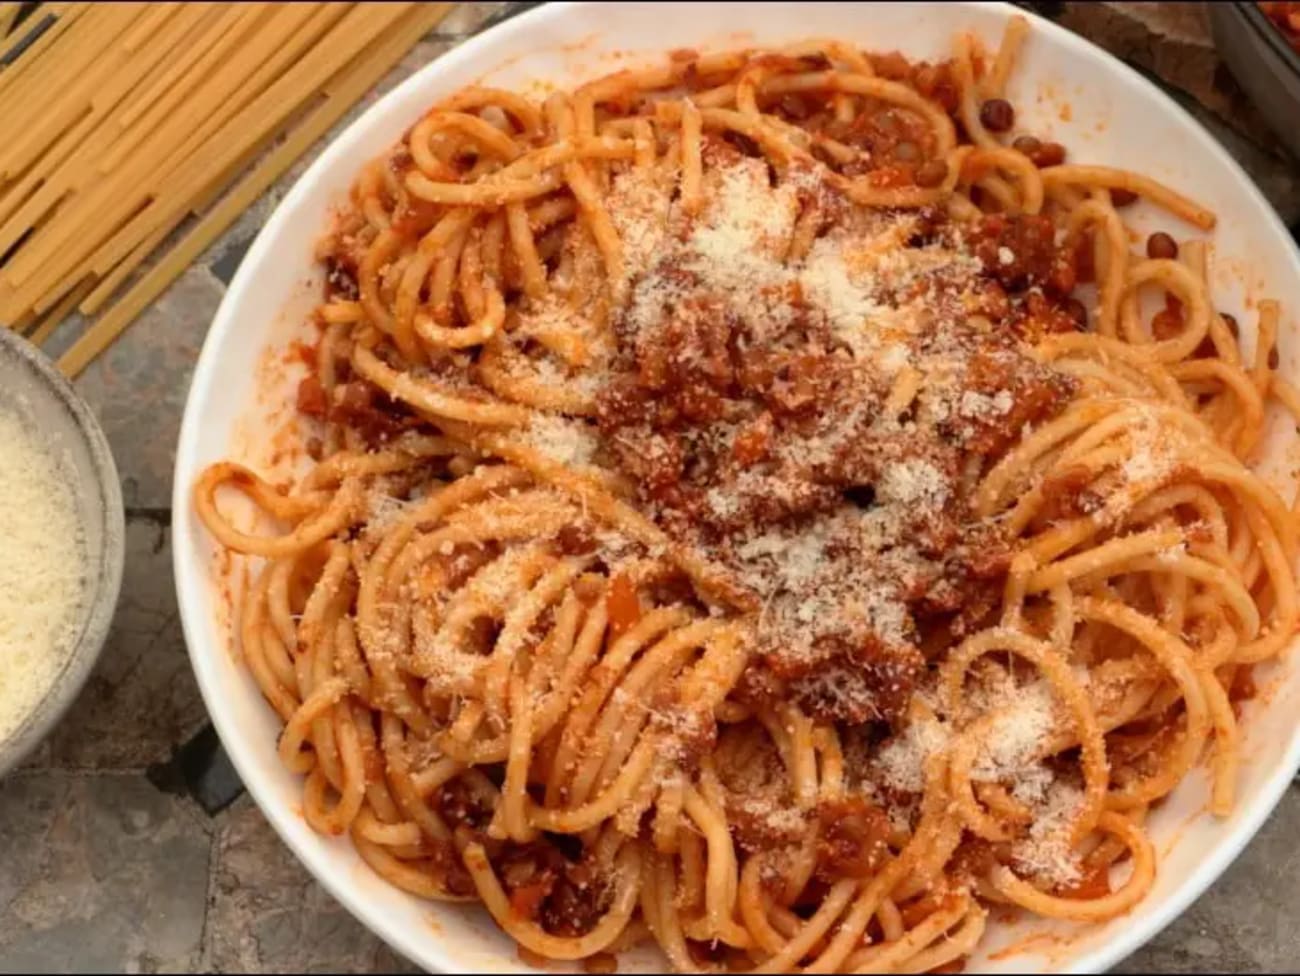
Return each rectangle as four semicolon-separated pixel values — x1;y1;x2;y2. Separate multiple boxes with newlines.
523;414;600;467
878;458;949;510
689;159;800;285
413;546;543;686
1118;413;1177;487
594;144;1078;725
1012;782;1084;887
875;715;951;794
364;484;417;533
799;235;886;357
607;168;675;285
972;681;1058;779
729;507;917;663
959;389;1014;421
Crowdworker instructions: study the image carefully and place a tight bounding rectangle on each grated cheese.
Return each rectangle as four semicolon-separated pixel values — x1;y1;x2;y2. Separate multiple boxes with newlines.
1012;782;1084;887
607;169;674;284
599;145;1075;727
1118;410;1177;486
0;409;86;742
875;716;951;794
364;486;414;533
523;414;599;467
878;458;949;511
959;389;1014;421
972;681;1058;779
1008;763;1055;808
691;159;799;269
799;235;885;356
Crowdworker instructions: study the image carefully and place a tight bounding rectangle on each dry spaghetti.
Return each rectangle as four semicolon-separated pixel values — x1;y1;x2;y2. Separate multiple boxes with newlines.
0;2;452;377
195;17;1300;973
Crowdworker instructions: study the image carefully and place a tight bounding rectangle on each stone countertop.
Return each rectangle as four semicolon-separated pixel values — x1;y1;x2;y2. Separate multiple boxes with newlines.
1;2;1298;972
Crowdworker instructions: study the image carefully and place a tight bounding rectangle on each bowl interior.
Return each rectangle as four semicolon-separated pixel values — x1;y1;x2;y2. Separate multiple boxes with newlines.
0;329;124;778
172;2;1300;972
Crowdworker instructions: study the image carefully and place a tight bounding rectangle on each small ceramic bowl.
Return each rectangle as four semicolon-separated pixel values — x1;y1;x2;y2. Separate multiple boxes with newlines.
0;328;125;778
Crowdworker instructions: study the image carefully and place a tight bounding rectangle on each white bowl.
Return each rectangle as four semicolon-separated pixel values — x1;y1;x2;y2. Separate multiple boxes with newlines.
171;2;1300;972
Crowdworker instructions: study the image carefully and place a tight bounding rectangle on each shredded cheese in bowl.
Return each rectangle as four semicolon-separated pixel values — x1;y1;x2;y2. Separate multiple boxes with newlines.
0;408;87;743
0;326;122;778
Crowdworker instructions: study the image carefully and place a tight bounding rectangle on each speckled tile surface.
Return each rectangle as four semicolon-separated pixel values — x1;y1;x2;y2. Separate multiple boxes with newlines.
205;799;420;974
2;2;1299;972
0;774;210;973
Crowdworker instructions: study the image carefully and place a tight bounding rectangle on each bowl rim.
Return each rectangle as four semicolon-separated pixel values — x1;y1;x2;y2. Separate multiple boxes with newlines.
0;327;125;779
171;2;1300;972
1236;0;1300;77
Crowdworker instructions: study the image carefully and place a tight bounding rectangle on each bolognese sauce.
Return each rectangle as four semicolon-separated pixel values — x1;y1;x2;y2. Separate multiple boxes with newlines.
594;132;1078;725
